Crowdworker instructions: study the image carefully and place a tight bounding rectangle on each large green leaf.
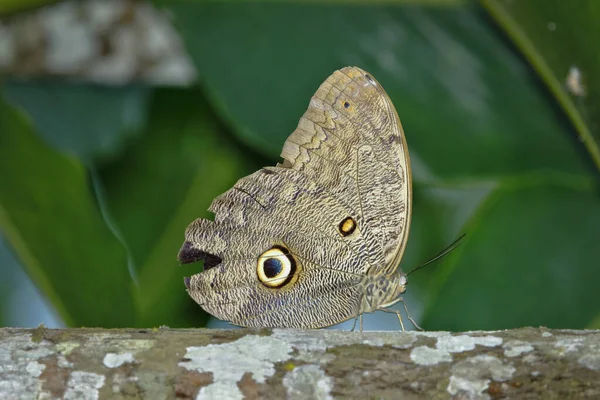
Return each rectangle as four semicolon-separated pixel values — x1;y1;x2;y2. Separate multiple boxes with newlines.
162;2;600;329
0;98;135;327
481;0;600;172
168;3;588;177
3;82;149;163
421;178;600;329
97;87;265;327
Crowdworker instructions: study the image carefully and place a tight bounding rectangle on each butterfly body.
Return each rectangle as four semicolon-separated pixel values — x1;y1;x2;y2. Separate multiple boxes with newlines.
179;67;412;329
360;271;407;314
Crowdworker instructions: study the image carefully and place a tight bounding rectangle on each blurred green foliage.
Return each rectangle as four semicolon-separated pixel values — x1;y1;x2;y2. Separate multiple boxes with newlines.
0;0;60;16
1;0;599;330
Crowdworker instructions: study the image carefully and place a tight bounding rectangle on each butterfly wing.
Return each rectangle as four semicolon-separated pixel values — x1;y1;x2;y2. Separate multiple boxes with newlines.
280;67;412;274
179;67;411;328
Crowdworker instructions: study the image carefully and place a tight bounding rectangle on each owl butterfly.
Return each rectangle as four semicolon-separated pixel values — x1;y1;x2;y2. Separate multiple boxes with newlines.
179;66;420;330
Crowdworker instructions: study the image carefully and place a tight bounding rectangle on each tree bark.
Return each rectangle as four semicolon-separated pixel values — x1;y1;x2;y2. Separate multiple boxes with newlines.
1;327;599;399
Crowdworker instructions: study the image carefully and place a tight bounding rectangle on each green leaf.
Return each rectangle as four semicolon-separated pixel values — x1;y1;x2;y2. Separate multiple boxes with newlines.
481;0;600;171
0;98;135;327
421;176;600;330
97;87;265;327
164;2;600;329
168;3;589;179
588;314;600;330
3;81;150;163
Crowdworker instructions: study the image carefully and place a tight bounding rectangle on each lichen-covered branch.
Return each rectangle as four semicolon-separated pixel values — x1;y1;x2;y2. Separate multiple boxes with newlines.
1;327;599;399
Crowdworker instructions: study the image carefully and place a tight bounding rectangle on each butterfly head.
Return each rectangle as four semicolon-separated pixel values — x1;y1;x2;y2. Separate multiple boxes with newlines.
388;271;408;303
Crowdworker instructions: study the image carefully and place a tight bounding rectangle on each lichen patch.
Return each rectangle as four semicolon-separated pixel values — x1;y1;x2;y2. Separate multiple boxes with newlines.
26;361;46;377
53;341;79;369
63;371;105;400
103;352;135;368
58;354;74;368
179;335;292;400
448;376;490;399
437;335;502;353
0;333;55;399
56;341;80;356
410;345;452;366
5;333;54;361
283;364;333;400
447;355;515;400
579;354;600;371
555;337;584;354
409;334;502;366
503;340;534;357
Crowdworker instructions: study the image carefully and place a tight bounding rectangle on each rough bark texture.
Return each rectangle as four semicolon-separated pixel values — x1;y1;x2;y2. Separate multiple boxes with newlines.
1;327;599;399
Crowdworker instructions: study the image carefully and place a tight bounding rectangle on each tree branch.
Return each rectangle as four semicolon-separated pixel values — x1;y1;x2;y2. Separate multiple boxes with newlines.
1;327;599;399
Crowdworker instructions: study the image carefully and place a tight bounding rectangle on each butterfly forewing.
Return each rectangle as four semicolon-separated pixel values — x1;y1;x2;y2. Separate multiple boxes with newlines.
281;67;411;274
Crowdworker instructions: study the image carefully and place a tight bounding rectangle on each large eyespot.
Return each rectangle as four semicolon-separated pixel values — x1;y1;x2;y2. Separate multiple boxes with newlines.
338;217;357;237
257;246;297;288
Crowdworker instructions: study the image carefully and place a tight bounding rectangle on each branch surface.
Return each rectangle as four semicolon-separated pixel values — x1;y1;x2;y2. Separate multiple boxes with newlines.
1;327;600;399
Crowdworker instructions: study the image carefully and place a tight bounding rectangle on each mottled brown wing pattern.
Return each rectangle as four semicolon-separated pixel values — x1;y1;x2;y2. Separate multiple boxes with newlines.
279;67;411;273
182;167;366;328
179;67;411;328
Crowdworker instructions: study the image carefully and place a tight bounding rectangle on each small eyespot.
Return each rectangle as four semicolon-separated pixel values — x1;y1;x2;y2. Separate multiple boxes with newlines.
343;101;350;109
257;246;297;288
338;217;357;237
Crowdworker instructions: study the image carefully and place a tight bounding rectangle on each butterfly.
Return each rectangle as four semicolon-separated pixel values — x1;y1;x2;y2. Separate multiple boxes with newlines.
178;66;459;330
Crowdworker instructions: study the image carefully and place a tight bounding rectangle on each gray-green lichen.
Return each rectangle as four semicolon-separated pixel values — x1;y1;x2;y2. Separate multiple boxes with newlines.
103;353;135;368
63;371;105;400
503;340;534;357
447;355;516;400
410;333;503;366
579;353;600;370
283;364;333;400
179;334;293;400
0;333;54;399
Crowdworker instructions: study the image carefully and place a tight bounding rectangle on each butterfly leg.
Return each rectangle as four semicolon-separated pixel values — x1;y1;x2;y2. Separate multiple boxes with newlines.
350;314;359;332
395;309;406;332
380;308;405;331
351;294;364;332
400;298;424;331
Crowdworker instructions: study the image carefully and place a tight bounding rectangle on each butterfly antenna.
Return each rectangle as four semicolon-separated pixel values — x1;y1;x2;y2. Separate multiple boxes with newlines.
407;233;466;277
